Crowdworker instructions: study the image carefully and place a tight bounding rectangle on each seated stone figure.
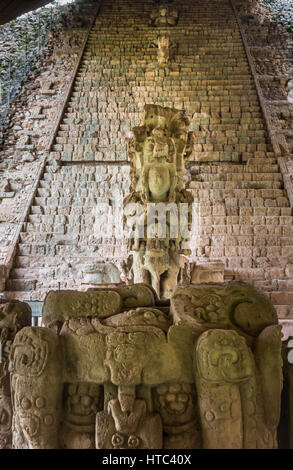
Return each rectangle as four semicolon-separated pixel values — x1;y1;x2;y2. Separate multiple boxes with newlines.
149;4;179;27
9;283;282;449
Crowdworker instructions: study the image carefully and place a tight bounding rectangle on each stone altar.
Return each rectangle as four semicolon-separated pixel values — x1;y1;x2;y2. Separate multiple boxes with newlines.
9;283;283;449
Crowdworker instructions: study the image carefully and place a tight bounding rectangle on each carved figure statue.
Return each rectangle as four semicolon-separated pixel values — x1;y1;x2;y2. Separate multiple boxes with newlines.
9;283;283;449
0;301;31;449
149;4;179;27
124;105;194;299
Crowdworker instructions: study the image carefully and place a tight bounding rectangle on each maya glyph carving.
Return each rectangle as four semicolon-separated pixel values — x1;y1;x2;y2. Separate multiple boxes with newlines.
124;104;194;300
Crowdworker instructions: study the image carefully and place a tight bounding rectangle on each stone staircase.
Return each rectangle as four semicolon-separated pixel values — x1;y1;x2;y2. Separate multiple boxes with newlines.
187;158;293;317
49;0;271;164
6;164;130;299
4;0;293;321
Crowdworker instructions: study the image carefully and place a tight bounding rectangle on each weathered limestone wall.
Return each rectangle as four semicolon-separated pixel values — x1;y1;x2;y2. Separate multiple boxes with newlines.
3;0;293;327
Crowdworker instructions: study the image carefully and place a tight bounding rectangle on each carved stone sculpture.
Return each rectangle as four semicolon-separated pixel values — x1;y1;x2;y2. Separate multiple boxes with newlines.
0;301;31;449
124;105;194;299
191;262;225;284
9;283;283;449
157;34;170;66
149;4;179;27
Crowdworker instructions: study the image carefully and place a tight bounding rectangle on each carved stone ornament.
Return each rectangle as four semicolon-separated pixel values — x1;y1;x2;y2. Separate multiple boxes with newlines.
124;104;194;300
149;4;179;27
157;34;170;66
8;283;283;449
0;301;31;449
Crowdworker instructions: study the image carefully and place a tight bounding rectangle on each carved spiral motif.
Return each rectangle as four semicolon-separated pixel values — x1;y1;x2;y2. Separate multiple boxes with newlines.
9;329;48;377
128;435;140;449
19;413;40;438
196;330;254;383
111;432;140;449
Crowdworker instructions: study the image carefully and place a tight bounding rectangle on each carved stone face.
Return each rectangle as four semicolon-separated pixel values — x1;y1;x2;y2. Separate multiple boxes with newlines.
105;332;148;385
148;167;170;201
153;383;198;426
153;139;169;159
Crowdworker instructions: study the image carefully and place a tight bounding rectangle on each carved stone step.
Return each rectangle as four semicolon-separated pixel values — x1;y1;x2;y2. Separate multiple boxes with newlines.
10;267;55;279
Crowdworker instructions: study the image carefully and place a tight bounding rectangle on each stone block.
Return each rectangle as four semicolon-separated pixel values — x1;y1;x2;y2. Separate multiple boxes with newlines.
191;262;225;284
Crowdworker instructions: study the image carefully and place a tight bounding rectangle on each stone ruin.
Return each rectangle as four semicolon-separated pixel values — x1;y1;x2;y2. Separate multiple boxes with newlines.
0;103;292;448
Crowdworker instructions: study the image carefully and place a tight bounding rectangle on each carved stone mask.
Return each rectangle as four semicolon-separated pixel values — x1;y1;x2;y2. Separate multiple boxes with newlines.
148;167;171;200
105;332;148;385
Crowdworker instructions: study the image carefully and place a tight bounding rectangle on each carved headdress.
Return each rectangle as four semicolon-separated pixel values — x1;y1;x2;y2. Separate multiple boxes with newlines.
129;104;194;195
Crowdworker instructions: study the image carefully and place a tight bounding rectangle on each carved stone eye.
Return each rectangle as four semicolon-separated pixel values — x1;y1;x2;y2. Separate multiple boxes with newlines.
111;433;125;447
128;435;140;448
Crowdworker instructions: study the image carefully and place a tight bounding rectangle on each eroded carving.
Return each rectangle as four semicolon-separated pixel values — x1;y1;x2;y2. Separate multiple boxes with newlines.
11;327;61;449
96;387;162;449
124;105;194;299
157;34;170;66
149;4;179;27
0;301;31;449
9;283;283;449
